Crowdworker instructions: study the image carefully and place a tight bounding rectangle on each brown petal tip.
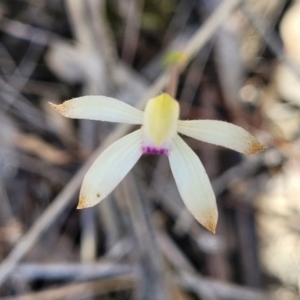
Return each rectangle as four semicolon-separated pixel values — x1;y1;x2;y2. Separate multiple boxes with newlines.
245;136;267;155
48;102;58;109
203;219;217;234
208;225;216;234
77;193;101;209
48;101;69;116
76;195;90;209
200;207;218;234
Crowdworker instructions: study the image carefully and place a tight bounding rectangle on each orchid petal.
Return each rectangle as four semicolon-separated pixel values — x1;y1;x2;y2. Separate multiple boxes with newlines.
49;96;144;124
169;134;218;233
177;120;266;155
78;129;142;209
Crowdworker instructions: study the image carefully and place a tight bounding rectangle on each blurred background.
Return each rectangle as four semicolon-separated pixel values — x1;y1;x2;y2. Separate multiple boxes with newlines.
0;0;300;299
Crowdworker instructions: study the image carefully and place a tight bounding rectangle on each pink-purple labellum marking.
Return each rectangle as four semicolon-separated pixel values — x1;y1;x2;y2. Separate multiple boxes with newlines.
142;146;169;155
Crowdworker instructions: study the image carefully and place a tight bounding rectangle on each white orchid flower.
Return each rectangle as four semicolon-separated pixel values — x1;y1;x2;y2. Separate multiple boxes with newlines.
50;93;265;233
